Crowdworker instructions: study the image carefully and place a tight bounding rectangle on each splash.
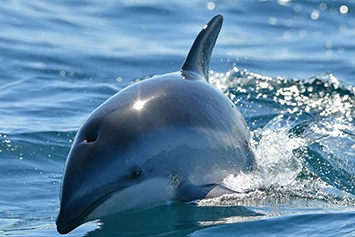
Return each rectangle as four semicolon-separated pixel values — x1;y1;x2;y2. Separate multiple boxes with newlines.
210;67;355;121
205;67;355;208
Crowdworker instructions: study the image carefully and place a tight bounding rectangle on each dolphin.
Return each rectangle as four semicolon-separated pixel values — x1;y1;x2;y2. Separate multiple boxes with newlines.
56;14;255;234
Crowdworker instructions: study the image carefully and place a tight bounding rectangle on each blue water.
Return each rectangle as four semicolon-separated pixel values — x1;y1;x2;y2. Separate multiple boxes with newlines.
1;0;355;236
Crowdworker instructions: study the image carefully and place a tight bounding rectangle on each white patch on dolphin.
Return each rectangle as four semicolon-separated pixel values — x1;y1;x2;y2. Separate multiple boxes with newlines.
86;178;175;219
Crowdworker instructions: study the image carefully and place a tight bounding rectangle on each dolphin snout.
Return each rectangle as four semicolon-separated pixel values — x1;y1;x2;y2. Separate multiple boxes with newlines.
56;209;78;235
56;201;90;235
56;193;102;235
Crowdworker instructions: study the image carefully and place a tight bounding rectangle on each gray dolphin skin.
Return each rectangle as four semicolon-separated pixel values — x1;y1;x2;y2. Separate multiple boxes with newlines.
56;14;255;234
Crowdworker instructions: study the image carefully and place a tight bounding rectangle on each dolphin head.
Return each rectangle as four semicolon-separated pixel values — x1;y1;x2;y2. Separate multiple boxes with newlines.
55;73;222;233
56;119;135;234
56;87;181;234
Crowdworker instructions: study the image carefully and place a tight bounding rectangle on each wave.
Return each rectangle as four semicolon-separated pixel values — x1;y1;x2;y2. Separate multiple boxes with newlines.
199;67;355;209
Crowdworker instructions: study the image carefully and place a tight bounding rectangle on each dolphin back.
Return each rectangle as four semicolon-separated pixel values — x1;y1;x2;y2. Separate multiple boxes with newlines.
181;14;223;82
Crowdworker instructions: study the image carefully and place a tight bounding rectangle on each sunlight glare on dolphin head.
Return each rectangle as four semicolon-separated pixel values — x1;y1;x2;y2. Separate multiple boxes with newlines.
133;100;147;110
132;96;155;111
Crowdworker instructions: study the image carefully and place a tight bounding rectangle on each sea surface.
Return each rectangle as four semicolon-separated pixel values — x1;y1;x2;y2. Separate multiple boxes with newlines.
1;0;355;236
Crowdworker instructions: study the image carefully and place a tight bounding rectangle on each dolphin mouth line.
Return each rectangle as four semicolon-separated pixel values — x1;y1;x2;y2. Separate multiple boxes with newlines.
57;186;126;234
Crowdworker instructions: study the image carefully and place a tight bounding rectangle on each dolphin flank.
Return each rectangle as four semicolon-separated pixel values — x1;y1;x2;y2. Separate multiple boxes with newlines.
56;14;255;234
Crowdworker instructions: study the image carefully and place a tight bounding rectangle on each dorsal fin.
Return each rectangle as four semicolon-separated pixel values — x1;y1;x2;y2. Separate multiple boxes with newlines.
181;14;223;82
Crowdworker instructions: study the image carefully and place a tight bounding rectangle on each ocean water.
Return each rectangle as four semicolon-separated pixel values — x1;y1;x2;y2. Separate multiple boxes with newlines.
1;0;355;236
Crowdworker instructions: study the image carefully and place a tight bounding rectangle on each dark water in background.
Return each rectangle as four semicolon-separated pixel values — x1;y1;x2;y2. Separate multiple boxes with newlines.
1;0;355;236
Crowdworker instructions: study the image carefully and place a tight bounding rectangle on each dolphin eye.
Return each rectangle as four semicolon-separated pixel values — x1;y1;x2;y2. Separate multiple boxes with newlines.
131;167;142;179
84;133;98;143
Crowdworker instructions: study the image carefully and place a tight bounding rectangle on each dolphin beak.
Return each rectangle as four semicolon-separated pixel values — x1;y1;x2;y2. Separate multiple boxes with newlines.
56;192;108;234
56;180;131;234
56;200;91;234
56;208;81;234
56;211;79;234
